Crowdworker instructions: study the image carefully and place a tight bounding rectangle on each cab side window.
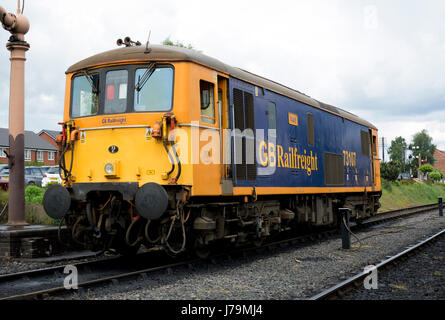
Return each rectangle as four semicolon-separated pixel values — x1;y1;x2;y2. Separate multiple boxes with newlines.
361;130;371;156
267;102;277;130
307;113;314;146
104;70;128;114
200;80;215;124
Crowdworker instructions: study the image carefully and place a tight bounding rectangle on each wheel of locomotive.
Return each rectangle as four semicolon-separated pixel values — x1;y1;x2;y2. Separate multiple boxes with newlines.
193;236;211;259
113;218;144;256
116;241;141;256
71;216;90;247
253;237;264;248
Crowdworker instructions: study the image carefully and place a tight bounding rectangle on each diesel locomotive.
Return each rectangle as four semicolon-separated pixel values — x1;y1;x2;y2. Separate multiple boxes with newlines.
43;38;381;256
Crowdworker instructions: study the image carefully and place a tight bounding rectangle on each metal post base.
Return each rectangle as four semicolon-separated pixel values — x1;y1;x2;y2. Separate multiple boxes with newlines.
339;208;351;250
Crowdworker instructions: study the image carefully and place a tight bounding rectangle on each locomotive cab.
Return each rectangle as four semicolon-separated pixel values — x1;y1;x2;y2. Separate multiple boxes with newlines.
43;44;233;255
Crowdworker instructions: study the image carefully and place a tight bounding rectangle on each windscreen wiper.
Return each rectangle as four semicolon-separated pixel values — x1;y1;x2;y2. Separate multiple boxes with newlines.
135;63;156;103
81;70;98;94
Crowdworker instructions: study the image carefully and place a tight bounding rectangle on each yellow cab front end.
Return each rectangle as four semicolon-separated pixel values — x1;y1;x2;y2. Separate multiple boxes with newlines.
63;61;192;188
42;48;226;254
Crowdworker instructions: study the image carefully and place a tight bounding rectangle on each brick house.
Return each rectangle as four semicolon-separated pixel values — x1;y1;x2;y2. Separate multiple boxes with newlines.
433;149;445;174
0;128;59;166
38;129;60;149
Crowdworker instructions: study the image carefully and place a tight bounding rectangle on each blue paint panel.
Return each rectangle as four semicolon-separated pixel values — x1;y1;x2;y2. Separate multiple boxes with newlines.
228;77;373;190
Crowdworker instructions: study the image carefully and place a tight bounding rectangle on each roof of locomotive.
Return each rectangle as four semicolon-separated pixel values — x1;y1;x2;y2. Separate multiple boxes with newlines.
66;45;376;129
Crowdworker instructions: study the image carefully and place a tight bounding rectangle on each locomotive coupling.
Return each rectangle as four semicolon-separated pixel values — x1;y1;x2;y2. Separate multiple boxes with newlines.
134;183;169;220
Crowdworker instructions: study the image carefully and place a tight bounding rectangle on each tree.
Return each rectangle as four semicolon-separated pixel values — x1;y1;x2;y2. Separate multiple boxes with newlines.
388;136;407;173
411;130;436;166
429;170;443;183
162;37;198;51
380;161;400;181
419;164;434;181
419;164;434;174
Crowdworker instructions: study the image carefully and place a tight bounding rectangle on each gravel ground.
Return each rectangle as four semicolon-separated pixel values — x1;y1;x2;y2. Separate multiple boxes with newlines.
343;235;445;300
56;210;445;300
0;258;48;275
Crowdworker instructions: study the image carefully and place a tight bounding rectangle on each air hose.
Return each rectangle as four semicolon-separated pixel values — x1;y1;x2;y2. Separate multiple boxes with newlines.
161;113;181;183
145;219;161;244
57;215;71;248
58;143;68;180
126;219;144;247
171;143;182;183
165;201;186;254
59;142;74;183
163;140;175;176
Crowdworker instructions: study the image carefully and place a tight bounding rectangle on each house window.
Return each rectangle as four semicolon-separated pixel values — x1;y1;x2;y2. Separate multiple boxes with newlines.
25;150;31;161
200;80;215;124
37;151;44;162
48;152;55;161
0;148;7;158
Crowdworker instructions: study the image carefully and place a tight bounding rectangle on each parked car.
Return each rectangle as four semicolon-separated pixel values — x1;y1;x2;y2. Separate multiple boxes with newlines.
40;166;53;174
0;167;9;191
0;166;48;189
41;166;62;187
25;166;45;187
397;172;411;181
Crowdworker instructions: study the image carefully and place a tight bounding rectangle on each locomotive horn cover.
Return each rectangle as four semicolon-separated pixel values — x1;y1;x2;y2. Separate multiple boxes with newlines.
43;185;71;219
135;183;168;220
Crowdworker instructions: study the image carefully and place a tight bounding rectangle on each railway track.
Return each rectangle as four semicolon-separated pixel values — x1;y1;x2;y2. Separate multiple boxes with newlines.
309;227;445;300
0;203;439;300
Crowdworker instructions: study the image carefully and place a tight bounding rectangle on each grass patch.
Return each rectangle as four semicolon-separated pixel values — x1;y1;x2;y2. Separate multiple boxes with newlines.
0;188;59;226
379;179;445;211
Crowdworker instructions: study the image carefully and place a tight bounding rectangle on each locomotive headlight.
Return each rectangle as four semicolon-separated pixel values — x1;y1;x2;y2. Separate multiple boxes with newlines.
105;163;114;174
104;160;120;179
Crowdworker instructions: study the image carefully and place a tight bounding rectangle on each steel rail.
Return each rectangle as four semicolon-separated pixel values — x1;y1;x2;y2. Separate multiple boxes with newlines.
355;203;438;229
309;228;445;300
3;258;202;300
0;253;120;283
0;202;439;300
0;251;162;300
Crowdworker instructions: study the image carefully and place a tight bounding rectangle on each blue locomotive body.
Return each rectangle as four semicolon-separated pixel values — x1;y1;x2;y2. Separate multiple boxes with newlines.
229;77;376;193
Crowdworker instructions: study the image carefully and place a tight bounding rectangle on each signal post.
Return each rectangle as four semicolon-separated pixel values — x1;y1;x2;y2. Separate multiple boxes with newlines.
0;2;30;226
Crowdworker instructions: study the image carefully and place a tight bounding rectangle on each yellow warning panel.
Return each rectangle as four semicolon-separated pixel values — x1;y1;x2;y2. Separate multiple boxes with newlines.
288;113;298;126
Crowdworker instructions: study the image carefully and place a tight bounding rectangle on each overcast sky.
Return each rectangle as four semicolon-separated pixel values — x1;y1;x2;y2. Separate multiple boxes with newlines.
1;0;445;155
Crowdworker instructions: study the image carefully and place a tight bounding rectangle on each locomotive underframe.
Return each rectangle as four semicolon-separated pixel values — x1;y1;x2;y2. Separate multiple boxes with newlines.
63;184;381;256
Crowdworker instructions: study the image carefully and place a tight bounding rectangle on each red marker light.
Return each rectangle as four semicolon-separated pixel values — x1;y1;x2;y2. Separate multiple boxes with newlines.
107;85;115;100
